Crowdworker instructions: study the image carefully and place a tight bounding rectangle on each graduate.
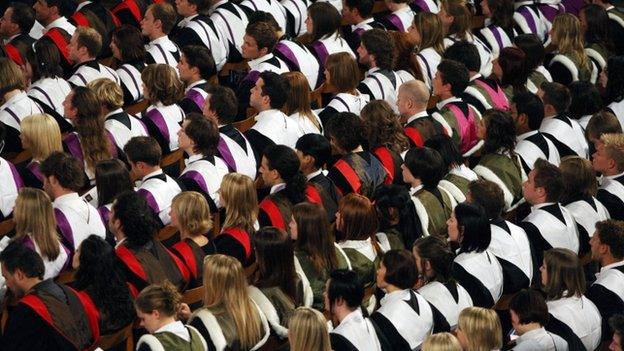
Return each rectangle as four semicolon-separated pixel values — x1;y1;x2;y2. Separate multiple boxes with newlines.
67;27;120;87
142;3;181;70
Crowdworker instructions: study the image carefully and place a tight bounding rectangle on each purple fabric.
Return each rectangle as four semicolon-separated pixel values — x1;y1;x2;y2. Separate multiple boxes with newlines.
137;188;160;213
181;170;209;193
385;14;405;32
243;70;261;84
97;206;111;225
354;28;366;36
561;0;583;16
54;208;75;251
186;89;206;111
411;0;430;12
538;4;561;23
145;108;171;145
63;133;84;164
27;161;44;182
489;26;504;51
4;108;21;126
217;137;237;172
60;244;71;271
518;7;539;34
7;160;24;189
275;43;301;72
106;130;118;157
311;41;330;67
22;235;36;251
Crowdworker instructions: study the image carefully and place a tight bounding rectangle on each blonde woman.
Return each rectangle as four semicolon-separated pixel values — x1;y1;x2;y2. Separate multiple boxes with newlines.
422;333;462;351
1;188;69;280
169;191;215;289
283;72;322;135
17;113;62;189
181;254;270;351
548;13;598;85
215;173;257;266
288;307;331;351
456;307;503;351
409;12;445;91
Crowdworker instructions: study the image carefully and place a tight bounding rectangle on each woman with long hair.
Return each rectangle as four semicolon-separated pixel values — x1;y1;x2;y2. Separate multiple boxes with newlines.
111;25;146;105
5;188;69;280
603;56;624;125
62;86;116;185
290;203;350;310
250;227;310;339
514;34;553;94
183;254;269;351
477;0;514;58
448;203;503;308
317;52;369;125
17;113;62;189
283;71;322;135
413;236;473;329
361;100;409;185
288;307;331;351
492;47;530;101
170;191;215;289
548;13;597;85
93;159;133;228
373;185;417;248
580;4;613;76
135;281;207;350
456;307;503;351
73;235;135;334
216;173;257;266
409;12;445;91
473;109;526;211
540;248;602;350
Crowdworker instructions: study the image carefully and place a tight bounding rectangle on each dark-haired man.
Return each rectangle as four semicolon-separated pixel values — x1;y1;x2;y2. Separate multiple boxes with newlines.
341;0;385;52
177;45;216;114
1;3;36;49
33;0;76;72
67;26;119;86
142;2;180;70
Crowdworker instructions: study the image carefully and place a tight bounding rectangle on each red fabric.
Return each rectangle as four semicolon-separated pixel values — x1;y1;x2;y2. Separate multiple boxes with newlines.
109;10;121;26
222;228;252;259
166;248;191;283
127;283;139;298
172;241;198;280
259;198;286;230
404;127;424;147
73;289;100;345
112;0;142;23
20;295;53;325
45;29;73;65
334;159;362;195
115;246;147;281
4;44;24;66
71;12;90;27
373;147;394;184
305;184;323;204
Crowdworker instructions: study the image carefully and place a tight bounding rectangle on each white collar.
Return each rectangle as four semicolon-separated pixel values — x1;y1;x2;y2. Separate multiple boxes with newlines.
248;53;274;70
44;17;71;32
114;237;127;249
4;33;20;44
600;260;624;275
517;327;548;342
409;184;424;196
338;309;365;328
154;321;190;342
406;110;429;124
352;17;375;30
141;169;164;182
469;73;482;82
436;96;461;110
185;153;204;166
75;1;92;12
531;202;557;211
0;91;27;110
185;79;207;93
306;169;322;181
270;183;286;194
392;5;412;14
178;14;199;27
366;67;381;76
605;171;624;180
517;130;538;141
255;109;286;122
379;289;409;306
148;35;171;46
105;108;124;119
53;192;81;206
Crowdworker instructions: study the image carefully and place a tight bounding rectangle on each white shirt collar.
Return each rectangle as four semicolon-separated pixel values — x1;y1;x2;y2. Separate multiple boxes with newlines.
75;1;92;12
114;237;127;249
517;327;548;342
178;14;199;27
248;53;275;70
406;110;429;124
185;153;204;166
352;17;375;31
53;192;81;206
605;171;624;180
469;73;482;82
148;35;171;47
255;109;285;122
270;182;286;194
379;289;409;306
600;260;624;275
366;67;381;76
436;96;461;110
141;169;164;183
409;184;424;196
185;79;207;93
306;169;322;181
44;17;71;32
105;108;124;119
154;321;190;342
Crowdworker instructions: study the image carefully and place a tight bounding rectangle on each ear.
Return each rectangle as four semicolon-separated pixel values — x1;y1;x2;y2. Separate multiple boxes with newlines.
518;113;528;126
258;46;269;57
608;158;618;172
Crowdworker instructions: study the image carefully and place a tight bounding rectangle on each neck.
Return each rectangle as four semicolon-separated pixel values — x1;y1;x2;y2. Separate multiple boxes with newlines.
185;147;196;156
301;166;317;177
142;166;162;178
517;322;541;336
20;277;43;296
154;316;177;332
335;306;355;324
516;124;531;135
385;285;401;294
186;76;202;87
258;104;272;113
530;198;548;206
76;56;94;65
354;15;366;24
150;33;167;42
188;234;208;246
603;168;621;177
410;179;422;189
469;71;478;78
53;188;74;200
350;145;364;153
601;255;619;267
4;89;22;101
45;14;61;26
438;92;453;101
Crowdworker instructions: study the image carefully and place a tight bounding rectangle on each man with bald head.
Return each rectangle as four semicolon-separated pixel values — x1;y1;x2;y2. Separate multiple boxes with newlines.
397;80;447;147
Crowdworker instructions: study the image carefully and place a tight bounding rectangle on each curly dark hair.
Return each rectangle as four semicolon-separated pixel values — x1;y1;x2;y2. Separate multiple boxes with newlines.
482;109;517;156
40;151;85;192
74;235;135;334
325;112;364;153
360;29;395;70
361;100;409;154
112;191;159;249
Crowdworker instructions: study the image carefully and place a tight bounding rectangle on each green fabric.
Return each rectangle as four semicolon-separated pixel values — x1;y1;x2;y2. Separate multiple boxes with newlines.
444;173;471;199
295;248;349;310
561;53;593;82
382;228;406;250
341;247;379;288
478;153;523;204
439;108;462;147
153;327;204;350
528;71;548;92
260;278;304;328
415;188;453;238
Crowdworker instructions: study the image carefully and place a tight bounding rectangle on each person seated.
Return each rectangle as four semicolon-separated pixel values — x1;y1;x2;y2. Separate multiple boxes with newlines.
33;0;76;74
455;307;503;351
468;180;533;294
92;159;134;229
177;45;216;115
422;333;462;350
520;159;581;267
0;3;36;51
244;72;300;161
538;82;589;159
604;56;624;124
169;0;227;72
182;254;270;350
511;92;560;175
241;0;287;34
509;289;568;350
135;282;207;350
282;72;322;135
170;192;216;289
249;227;311;338
513;34;553;93
431;59;480;156
449;203;504;308
586;220;624;342
476;0;514;58
326;269;386;351
0;242;100;351
413;236;474;329
40;152;106;254
69;0;116;58
473;109;526;211
403;147;456;238
142;3;180;70
342;0;386;53
110;25;146;106
326;112;387;198
109;0;148;29
124;136;182;227
73;235;135;334
594;133;624;221
0;57;43;154
0;130;22;220
398;80;446;148
379;0;414;32
291;203;351;310
585;111;622;155
541;248;602;350
141;64;185;154
373;185;417;248
288;307;333;351
16;114;62;189
178;114;228;211
357;29;415;110
203;86;257;179
111;191;189;293
67;27;120;87
371;250;450;349
410;12;445;91
209;0;250;62
492;47;531;103
568;81;603;129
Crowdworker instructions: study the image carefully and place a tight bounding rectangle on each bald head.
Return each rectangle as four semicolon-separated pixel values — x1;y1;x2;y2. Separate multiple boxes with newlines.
398;80;430;117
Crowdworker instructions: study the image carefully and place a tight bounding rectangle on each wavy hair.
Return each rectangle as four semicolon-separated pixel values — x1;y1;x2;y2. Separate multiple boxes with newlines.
551;13;591;77
481;109;517;156
361;100;409;154
71;87;112;174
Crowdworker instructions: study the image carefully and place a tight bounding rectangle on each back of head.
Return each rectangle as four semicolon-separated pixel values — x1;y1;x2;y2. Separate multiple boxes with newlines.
533;158;564;202
424;134;463;170
295;134;332;170
513;34;545;71
88;78;124;111
0;57;25;95
443;41;480;73
361;99;408;154
123;136;162;166
509;289;549;326
454;202;491;253
135;280;181;316
0;241;45;280
498;46;529;88
75;26;102;58
308;2;341;41
543;248;585;300
442;0;472;39
559;156;596;202
457;307;502;351
112;191;159;248
606;56;624;104
220;173;258;233
437;59;469;96
585;111;622;143
112;25;145;63
381;249;418;289
568;81;602;120
540;82;571;114
601;133;624;174
40;151;85;192
481;109;516;155
421;332;462;351
171;191;212;237
413;12;445;54
289;307;331;351
72;86;103;124
283;71;312;117
259;71;288;109
141;63;184;105
9;2;36;34
327;269;364;309
148;2;177;34
20;113;62;161
468;179;505;219
413;236;455;284
245;21;278;52
373;184;419;246
184;113;219;157
404;147;445;188
13;188;58;261
181;45;216;80
343;0;374;18
207;85;238;124
512;92;544;131
325;112;364;152
248;11;281;32
253;227;297;299
338;193;378;241
26;39;64;80
292;202;335;272
360;28;395;70
95;159;133;207
325;52;360;92
264;144;306;203
595;220;624;260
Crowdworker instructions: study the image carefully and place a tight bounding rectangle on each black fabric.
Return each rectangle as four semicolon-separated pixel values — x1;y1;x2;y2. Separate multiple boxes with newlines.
330;333;360;351
140;112;173;154
318;105;340;127
17;162;43;189
518;221;552;278
544;313;587;351
309;172;340;222
213;232;249;267
369;312;411;351
597;184;624;221
586;278;624;341
451;261;495;308
243;128;276;165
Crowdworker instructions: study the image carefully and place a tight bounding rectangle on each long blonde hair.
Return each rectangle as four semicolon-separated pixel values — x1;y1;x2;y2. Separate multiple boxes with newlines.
220;173;258;234
551;13;591;77
20;114;62;160
171;191;213;239
13;187;61;260
200;255;264;349
288;307;331;351
457;307;502;351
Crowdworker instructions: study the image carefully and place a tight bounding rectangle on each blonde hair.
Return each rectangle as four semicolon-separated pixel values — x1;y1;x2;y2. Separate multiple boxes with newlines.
13;188;61;261
601;133;624;172
141;64;184;105
457;307;502;351
199;255;264;349
171;191;213;239
422;332;462;351
413;11;445;54
551;13;591;78
135;280;181;316
220;173;258;234
288;307;331;351
20;114;62;160
88;78;124;111
0;57;25;98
